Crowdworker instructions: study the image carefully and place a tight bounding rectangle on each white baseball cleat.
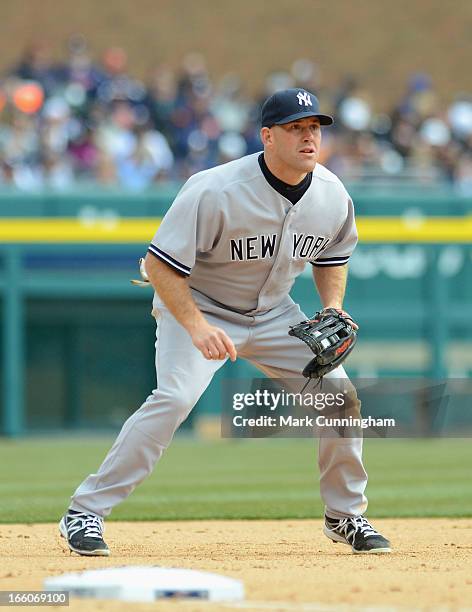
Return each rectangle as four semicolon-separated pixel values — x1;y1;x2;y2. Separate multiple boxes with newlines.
59;509;110;556
324;514;391;554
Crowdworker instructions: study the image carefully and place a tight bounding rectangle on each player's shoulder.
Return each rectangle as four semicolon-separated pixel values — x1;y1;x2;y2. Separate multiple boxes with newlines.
185;153;261;193
171;154;261;215
310;164;353;214
313;163;348;192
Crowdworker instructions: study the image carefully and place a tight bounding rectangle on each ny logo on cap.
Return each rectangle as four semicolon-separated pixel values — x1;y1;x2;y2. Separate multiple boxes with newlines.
297;91;312;107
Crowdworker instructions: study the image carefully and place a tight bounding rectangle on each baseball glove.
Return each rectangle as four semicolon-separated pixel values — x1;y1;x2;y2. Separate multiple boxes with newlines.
288;308;357;378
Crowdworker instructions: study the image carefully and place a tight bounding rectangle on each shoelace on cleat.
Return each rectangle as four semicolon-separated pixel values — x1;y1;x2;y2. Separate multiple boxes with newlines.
66;513;104;539
329;516;380;544
351;516;381;538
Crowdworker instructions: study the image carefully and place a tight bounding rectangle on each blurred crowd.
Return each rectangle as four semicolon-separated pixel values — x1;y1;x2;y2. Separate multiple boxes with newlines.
1;36;472;194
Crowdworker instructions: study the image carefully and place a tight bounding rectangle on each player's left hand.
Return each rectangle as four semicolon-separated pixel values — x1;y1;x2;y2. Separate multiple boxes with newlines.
289;307;358;379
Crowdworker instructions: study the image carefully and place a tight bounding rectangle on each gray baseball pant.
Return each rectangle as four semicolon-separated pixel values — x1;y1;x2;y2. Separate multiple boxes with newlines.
70;299;368;519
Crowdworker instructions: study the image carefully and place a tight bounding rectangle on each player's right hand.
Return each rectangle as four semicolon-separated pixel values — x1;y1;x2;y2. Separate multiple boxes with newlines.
190;323;237;362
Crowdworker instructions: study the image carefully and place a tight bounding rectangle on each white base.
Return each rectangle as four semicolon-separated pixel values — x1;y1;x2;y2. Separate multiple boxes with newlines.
44;566;244;602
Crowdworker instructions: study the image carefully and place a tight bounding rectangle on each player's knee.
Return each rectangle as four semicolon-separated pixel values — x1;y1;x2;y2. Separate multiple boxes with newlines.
321;383;361;420
130;390;196;447
147;387;196;423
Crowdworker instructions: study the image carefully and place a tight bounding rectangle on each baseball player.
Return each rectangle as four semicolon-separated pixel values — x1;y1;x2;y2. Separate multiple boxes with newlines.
60;88;391;556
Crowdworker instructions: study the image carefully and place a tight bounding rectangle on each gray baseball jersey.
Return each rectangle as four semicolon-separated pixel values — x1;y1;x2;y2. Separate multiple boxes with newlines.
148;152;357;314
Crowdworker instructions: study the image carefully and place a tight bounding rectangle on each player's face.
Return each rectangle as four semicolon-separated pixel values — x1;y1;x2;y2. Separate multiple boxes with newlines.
261;117;322;184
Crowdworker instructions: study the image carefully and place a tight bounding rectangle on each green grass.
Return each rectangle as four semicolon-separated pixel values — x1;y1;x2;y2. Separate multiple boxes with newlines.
0;437;470;523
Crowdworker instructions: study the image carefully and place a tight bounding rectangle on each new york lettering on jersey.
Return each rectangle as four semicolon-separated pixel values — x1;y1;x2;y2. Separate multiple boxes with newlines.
229;233;330;262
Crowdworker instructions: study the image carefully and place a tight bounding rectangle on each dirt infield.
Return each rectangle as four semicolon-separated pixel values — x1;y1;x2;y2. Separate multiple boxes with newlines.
1;519;471;611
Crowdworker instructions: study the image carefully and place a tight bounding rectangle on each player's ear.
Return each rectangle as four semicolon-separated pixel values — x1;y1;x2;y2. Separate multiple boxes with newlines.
260;126;272;146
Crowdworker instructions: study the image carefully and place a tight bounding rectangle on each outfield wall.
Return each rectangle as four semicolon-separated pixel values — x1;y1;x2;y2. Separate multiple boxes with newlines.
0;190;471;435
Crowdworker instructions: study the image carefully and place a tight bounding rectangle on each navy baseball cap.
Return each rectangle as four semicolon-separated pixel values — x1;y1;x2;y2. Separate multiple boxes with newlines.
261;88;334;127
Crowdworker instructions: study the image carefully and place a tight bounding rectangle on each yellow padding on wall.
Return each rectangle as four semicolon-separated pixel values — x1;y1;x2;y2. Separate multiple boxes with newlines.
0;216;471;243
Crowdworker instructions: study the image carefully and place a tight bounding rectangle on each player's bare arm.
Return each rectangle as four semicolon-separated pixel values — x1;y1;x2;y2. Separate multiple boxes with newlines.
312;264;358;329
144;253;237;361
313;264;347;309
